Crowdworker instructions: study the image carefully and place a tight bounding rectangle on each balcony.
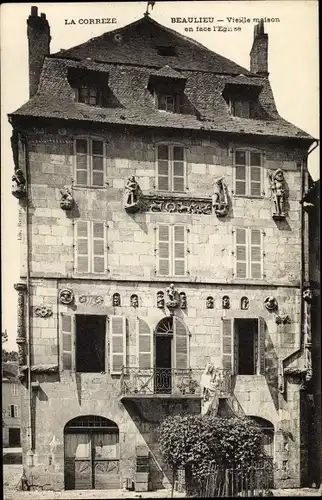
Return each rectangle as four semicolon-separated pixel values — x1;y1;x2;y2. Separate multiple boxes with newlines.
120;367;232;400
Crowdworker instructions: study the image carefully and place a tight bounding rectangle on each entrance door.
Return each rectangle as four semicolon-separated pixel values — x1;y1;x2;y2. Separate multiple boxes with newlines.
8;428;21;447
155;335;172;394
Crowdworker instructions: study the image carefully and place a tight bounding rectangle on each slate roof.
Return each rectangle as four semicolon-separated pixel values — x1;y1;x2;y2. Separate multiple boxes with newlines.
10;15;314;142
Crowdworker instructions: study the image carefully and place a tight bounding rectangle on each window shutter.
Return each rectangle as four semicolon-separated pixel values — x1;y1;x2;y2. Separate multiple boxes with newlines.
233;320;238;375
61;314;74;371
158;225;170;276
222;318;233;371
92;222;106;273
110;316;126;374
75;221;90;273
157;145;170;191
91;140;104;187
258;317;266;375
250;152;262;196
173;225;186;276
14;405;18;418
235;228;247;278
174;317;188;369
172;146;185;192
235;151;246;195
250;229;262;279
75;139;88;186
137;318;152;369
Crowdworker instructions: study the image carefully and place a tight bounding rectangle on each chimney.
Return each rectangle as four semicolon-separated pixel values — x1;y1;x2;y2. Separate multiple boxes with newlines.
27;6;51;98
250;19;268;77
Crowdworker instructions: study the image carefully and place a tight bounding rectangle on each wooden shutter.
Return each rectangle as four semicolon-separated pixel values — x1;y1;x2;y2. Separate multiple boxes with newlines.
92;221;106;273
91;140;104;187
235;228;247;278
222;318;233;371
75;139;88;186
157;145;170;191
158;224;170;276
233;320;238;375
258;317;266;375
75;221;90;273
174;317;188;369
137;318;152;369
250;229;262;279
172;146;185;192
235;150;246;195
110;316;126;374
173;225;186;276
61;314;74;371
14;405;18;418
250;152;262;196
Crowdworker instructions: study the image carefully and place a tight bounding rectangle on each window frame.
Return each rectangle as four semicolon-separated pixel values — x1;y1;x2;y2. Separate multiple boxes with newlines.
155;143;187;193
74;220;108;275
74;138;106;188
156;223;187;278
233;149;263;198
233;227;264;280
11;384;18;396
9;405;19;418
76;86;101;106
155;92;181;113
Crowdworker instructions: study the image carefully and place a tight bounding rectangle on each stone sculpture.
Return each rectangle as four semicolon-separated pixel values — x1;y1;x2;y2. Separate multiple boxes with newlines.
222;296;230;309
59;288;74;305
269;169;286;219
179;292;187;309
206;296;214;309
264;296;278;312
241;296;249;310
157;291;165;308
59;186;74;210
124;175;141;212
113;293;121;307
212;177;229;217
12;169;26;199
166;284;179;312
131;294;139;308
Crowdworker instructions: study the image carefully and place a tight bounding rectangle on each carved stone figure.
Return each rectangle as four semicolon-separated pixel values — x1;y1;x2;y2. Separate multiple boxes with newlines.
305;348;312;382
59;288;74;305
157;291;165;308
206;296;214;309
131;294;139;308
14;282;27;365
113;293;121;307
269;169;286;218
35;306;53;318
241;296;249;310
264;296;278;312
212;177;229;217
79;295;104;305
276;314;291;325
179;292;187;309
222;296;230;309
124;175;141;212
166;284;179;310
59;186;74;210
200;363;226;416
12;169;26;199
303;288;313;303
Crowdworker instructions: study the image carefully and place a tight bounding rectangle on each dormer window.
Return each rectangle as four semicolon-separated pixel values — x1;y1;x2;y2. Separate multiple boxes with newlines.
156;46;176;57
156;93;181;113
68;68;116;108
223;82;263;119
77;86;100;106
230;98;256;118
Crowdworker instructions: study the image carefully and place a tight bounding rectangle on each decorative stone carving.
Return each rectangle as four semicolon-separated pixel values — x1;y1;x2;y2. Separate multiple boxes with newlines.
78;295;104;306
131;294;139;308
222;296;230;309
14;282;27;365
112;293;121;307
276;315;291;325
12;169;26;199
241;296;249;310
59;186;74;210
157;291;165;309
303;288;313;303
139;195;212;215
59;288;74;305
34;306;53;318
166;284;179;313
212;177;229;217
206;296;214;309
303;287;312;382
264;296;278;312
179;292;187;309
124;176;142;213
268;169;286;219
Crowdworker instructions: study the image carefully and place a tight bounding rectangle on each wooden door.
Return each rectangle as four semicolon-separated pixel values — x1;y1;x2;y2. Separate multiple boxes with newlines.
65;433;92;490
155;336;172;393
93;433;120;489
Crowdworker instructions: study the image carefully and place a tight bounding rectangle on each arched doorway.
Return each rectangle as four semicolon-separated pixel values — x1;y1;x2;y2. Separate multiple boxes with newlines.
154;316;188;394
250;416;275;459
64;415;119;490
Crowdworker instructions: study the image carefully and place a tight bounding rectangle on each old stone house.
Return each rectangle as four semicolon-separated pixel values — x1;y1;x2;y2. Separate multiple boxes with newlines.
9;5;319;491
2;362;22;448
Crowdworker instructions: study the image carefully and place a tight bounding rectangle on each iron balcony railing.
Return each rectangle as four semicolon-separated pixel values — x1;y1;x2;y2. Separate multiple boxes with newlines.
120;367;232;397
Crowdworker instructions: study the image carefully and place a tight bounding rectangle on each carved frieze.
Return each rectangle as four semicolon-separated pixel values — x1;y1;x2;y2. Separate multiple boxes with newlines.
139;195;212;215
79;295;104;306
268;169;287;220
264;296;278;312
212;177;229;217
34;306;53;318
12;169;26;199
59;186;74;210
59;288;74;305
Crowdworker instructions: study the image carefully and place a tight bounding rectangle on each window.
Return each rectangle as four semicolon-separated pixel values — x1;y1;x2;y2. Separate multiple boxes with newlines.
75;138;105;187
109;316;127;375
157;145;185;192
9;405;18;418
75;221;107;274
156;46;176;56
230;99;256;118
222;317;265;375
234;228;263;279
234;150;262;197
11;384;18;396
156;93;181;113
76;315;106;373
157;224;186;277
77;86;100;105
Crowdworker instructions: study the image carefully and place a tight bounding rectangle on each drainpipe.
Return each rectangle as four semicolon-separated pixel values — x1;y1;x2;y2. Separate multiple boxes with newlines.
281;140;319;370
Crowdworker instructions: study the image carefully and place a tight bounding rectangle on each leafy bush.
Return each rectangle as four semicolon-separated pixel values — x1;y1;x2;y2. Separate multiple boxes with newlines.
158;414;266;491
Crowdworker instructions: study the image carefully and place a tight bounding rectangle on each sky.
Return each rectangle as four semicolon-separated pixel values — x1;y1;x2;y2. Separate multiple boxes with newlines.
1;1;319;349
